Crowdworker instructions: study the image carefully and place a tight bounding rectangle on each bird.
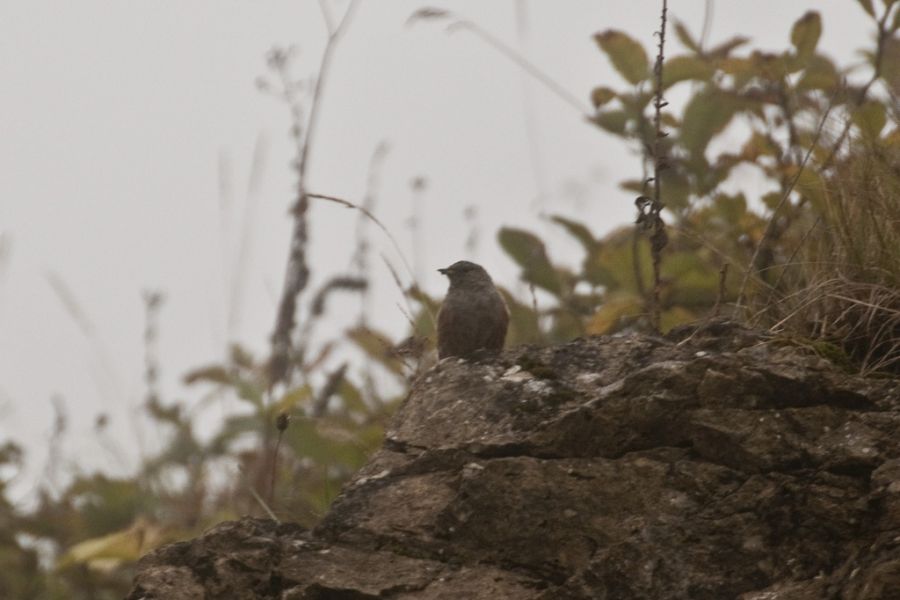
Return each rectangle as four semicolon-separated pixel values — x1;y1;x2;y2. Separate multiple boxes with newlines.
436;260;509;359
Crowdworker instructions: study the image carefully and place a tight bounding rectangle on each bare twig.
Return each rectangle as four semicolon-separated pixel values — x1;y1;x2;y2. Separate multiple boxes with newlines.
311;363;348;417
352;142;390;328
143;291;164;408
528;282;540;340
381;253;431;330
308;192;417;285
229;134;268;338
735;99;836;310
635;0;670;333
408;177;427;283
248;478;279;522
753;216;824;325
713;263;729;317
514;0;550;209
699;0;713;53
820;2;896;171
317;0;336;34
409;8;591;116
297;1;360;184
269;0;360;387
268;412;290;507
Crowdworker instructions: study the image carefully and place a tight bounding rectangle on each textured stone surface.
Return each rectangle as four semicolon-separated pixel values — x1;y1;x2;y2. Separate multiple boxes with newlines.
129;322;900;599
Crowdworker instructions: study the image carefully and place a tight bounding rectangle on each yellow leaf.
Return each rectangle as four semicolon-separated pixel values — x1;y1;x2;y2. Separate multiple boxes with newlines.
587;294;643;335
790;12;822;64
590;86;617;108
57;517;164;571
797;55;838;91
594;30;649;85
795;168;830;214
274;384;312;414
680;89;743;158
660;306;696;333
591;109;629;135
497;227;562;295
852;101;887;139
673;20;700;53
662;55;714;89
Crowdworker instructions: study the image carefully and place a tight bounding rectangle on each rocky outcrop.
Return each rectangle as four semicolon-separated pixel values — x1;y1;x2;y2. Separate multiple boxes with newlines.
128;322;900;599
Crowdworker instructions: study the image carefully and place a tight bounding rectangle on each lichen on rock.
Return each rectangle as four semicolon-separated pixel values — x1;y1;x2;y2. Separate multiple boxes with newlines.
129;322;900;600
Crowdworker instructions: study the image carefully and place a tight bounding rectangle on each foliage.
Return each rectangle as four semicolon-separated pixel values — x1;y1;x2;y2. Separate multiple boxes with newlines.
499;2;899;375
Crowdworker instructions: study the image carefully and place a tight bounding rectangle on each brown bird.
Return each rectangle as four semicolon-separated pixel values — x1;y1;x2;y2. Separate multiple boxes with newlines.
436;261;509;359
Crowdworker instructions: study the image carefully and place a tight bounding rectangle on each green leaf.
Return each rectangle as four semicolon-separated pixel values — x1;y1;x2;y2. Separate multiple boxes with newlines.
498;288;542;346
795;167;829;214
583;227;652;292
207;414;259;454
662;55;714;88
739;131;779;160
591;109;628;135
706;36;750;59
183;365;230;385
761;191;783;211
719;57;755;87
594;30;650;84
586;293;643;334
286;414;382;470
796;54;839;91
662;251;720;306
713;193;748;228
346;326;404;376
498;227;562;294
852;101;887;139
659;167;692;212
274;384;312;415
680;89;742;158
590;86;617;108
338;379;367;414
660;306;697;333
673;20;701;53
790;11;822;64
550;215;597;251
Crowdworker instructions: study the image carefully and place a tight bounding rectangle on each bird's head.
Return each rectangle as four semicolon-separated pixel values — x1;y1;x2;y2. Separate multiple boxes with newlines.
438;260;492;289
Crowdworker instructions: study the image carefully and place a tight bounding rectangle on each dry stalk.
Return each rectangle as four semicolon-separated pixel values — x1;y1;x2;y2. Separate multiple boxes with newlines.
635;0;670;333
407;8;590;117
269;0;360;388
735;96;836;311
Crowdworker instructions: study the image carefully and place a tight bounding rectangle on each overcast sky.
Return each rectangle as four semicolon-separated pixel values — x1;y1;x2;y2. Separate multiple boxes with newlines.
0;1;872;498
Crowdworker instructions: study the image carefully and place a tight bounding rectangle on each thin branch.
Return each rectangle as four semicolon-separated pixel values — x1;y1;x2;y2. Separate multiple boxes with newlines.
269;0;360;387
698;0;713;53
651;1;668;213
308;192;416;285
410;9;591;116
735;98;836;310
317;0;336;35
298;0;361;183
249;483;279;522
635;0;669;333
820;2;895;171
514;0;550;209
713;263;729;317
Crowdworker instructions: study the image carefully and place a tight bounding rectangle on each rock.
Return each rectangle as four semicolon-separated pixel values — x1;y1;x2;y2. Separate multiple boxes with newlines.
128;323;900;599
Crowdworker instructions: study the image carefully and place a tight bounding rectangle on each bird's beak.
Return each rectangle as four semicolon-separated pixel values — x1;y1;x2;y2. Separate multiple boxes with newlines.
438;268;448;275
